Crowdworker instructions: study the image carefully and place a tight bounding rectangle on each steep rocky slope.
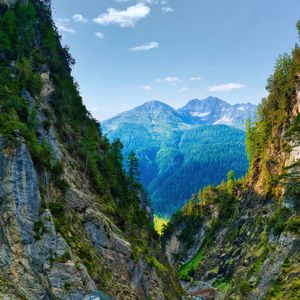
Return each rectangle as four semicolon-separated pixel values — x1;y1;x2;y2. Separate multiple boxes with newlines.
163;24;300;300
0;0;182;299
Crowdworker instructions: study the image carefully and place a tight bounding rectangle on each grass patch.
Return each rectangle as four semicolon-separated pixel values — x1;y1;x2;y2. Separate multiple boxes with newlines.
150;257;168;272
154;215;169;236
178;247;205;280
213;278;231;295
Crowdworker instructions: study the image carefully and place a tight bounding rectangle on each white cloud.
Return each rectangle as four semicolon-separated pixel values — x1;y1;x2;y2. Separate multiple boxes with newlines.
93;3;150;27
130;41;158;51
156;76;180;85
177;87;188;93
208;83;246;92
115;0;163;3
165;76;179;83
58;25;76;34
56;18;76;34
72;14;88;23
139;85;152;90
161;6;173;13
95;32;105;39
141;0;159;3
189;76;202;81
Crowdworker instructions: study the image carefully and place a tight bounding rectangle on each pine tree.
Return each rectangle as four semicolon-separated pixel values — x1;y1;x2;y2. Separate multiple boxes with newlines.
226;170;236;195
245;118;256;162
127;151;140;198
128;151;140;181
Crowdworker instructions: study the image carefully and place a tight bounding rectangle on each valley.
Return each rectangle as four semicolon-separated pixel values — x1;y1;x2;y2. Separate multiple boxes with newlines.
0;0;299;299
103;98;255;215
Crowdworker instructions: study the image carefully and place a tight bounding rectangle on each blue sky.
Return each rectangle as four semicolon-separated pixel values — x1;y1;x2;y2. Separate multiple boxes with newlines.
51;0;300;120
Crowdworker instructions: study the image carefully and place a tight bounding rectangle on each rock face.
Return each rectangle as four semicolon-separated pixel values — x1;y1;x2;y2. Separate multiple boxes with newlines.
0;135;173;299
0;139;95;299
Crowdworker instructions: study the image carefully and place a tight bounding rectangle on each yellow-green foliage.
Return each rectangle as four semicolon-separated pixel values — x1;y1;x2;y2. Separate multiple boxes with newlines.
150;257;168;272
213;278;231;295
154;215;169;235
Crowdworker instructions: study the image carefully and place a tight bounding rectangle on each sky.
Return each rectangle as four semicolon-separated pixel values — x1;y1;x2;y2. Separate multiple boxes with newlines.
51;0;300;121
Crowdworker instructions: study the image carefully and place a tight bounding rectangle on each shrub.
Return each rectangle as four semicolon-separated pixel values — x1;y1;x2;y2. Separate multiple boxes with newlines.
268;206;291;236
239;280;252;295
33;219;46;240
286;216;300;234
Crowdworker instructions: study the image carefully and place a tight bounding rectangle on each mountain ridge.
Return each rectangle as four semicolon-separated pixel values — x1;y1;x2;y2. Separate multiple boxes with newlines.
103;97;257;131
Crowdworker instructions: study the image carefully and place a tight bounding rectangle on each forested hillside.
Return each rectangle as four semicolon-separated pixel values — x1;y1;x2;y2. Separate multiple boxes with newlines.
163;21;300;300
0;1;182;299
103;101;250;216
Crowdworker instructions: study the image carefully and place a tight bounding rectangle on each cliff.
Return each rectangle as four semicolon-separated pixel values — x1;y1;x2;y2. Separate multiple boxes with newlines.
164;23;300;300
0;1;182;299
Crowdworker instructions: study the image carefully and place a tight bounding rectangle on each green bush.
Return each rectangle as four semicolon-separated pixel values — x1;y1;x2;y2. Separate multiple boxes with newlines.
239;280;253;295
286;216;300;234
52;250;71;263
33;219;47;240
268;206;291;236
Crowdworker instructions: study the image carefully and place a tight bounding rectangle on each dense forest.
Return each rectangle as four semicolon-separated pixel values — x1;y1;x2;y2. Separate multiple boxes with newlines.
106;121;248;216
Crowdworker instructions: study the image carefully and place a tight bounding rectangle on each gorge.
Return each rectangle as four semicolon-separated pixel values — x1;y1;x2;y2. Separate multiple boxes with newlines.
0;1;299;299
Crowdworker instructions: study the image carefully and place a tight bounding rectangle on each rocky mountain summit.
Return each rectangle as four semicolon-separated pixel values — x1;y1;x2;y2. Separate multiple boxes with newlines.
178;97;257;130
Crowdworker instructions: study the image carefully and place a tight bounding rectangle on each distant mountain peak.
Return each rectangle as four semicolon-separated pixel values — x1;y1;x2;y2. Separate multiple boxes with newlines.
183;96;230;107
103;97;257;131
178;97;257;129
138;100;175;111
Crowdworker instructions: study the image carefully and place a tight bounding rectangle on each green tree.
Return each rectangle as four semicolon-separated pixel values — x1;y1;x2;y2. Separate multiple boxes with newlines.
245;118;256;162
127;151;141;199
128;151;140;181
226;170;236;195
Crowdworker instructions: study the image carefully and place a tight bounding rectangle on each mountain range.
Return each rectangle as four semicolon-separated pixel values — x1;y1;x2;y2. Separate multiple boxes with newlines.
104;97;257;131
102;97;257;215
